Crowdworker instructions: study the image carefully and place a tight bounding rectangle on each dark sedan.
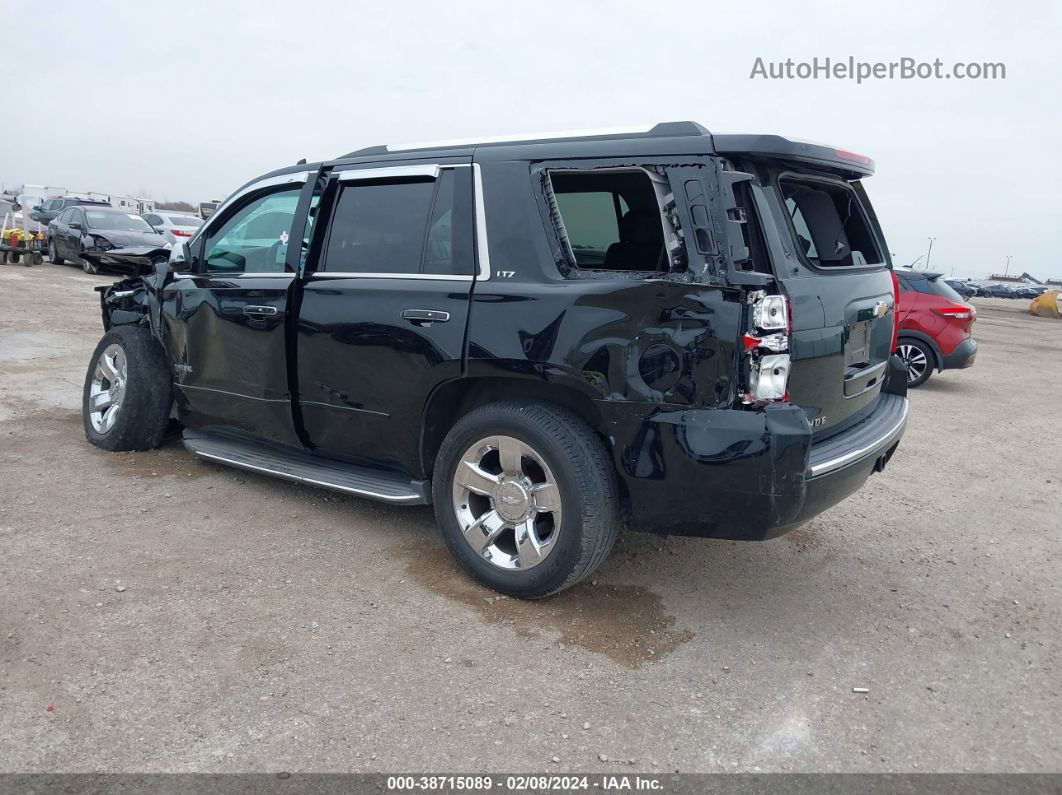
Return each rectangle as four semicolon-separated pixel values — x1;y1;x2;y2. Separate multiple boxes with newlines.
48;206;169;274
945;279;977;299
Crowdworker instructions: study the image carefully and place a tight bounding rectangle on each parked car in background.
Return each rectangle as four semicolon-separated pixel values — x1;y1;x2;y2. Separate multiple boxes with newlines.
945;279;977;299
142;211;203;244
30;197;111;229
895;270;977;387
48;206;168;274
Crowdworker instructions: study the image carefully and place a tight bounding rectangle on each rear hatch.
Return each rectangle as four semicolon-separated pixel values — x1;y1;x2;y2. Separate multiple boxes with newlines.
746;160;896;438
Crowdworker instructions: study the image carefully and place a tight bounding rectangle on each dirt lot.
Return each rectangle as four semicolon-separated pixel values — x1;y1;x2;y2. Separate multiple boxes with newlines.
1;262;1060;773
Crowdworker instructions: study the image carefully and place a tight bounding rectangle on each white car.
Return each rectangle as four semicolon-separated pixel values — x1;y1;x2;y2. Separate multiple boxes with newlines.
141;212;203;245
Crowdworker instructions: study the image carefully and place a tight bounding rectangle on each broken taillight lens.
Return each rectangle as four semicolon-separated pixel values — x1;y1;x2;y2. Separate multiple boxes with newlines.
743;291;792;403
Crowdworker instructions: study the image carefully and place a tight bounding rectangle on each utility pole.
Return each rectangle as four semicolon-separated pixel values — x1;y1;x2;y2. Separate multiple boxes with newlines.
925;237;936;270
1004;255;1012;276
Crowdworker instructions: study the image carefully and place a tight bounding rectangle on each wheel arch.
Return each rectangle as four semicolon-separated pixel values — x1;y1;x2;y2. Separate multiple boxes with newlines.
420;375;611;480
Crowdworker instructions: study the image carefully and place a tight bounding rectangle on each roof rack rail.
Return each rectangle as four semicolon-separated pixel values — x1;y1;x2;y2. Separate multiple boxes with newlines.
341;121;709;158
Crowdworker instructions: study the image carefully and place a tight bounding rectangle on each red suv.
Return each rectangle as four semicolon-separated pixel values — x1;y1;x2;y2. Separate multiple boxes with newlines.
894;269;977;387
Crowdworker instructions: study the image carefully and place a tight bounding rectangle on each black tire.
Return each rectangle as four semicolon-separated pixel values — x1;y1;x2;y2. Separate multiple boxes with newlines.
83;326;172;451
897;338;935;388
48;239;64;265
432;401;619;599
9;251;19;264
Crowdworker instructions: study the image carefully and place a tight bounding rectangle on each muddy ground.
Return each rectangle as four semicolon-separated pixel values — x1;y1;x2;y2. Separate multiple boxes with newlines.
1;262;1059;773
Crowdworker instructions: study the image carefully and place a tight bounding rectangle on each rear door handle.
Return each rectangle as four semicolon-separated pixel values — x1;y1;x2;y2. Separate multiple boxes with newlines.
401;309;450;324
243;305;280;317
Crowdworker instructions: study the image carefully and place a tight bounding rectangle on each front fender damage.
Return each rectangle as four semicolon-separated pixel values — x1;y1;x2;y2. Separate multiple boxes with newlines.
86;247;175;338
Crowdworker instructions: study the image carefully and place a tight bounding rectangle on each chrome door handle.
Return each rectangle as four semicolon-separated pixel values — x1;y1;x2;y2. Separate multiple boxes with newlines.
243;305;279;317
401;309;450;324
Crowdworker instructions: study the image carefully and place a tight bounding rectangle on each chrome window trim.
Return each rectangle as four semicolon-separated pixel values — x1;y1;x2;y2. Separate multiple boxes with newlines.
472;163;490;280
335;164;441;181
309;272;473;282
306;162;490;282
191;170;311;246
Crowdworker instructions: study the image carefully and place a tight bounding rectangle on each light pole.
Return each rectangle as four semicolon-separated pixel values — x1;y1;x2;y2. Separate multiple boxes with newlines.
925;237;936;270
1004;255;1012;277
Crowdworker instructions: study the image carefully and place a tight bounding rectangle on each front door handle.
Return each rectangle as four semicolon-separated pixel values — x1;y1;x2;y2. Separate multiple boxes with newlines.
243;305;280;317
401;309;450;324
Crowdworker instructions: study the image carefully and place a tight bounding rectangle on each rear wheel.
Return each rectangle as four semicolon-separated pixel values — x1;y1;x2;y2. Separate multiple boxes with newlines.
48;239;64;265
898;339;934;388
83;326;172;451
433;401;619;599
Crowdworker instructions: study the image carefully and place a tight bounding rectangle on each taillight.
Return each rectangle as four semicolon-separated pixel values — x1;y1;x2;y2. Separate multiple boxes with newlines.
890;271;900;352
834;148;872;166
933;305;974;320
743;291;792;404
172;228;192;237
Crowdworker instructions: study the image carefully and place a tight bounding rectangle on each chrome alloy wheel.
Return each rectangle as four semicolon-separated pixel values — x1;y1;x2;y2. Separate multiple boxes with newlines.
88;344;128;433
452;435;562;571
898;343;928;384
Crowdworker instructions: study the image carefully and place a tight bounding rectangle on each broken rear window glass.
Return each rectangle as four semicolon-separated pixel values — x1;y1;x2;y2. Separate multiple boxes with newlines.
780;178;882;267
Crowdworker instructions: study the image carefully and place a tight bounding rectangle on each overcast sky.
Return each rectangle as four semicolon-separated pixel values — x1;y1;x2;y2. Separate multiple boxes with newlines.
6;1;1060;279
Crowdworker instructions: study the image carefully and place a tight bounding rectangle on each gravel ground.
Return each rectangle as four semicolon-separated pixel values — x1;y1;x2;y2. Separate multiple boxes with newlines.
1;262;1059;773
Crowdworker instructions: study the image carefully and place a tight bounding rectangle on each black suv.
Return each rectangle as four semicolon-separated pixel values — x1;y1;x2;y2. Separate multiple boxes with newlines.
80;122;908;598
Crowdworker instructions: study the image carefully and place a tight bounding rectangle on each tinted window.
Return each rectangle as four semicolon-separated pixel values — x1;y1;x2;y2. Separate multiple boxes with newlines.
201;187;301;274
920;276;965;302
143;214;162;226
85;210;155;232
322;180;436;274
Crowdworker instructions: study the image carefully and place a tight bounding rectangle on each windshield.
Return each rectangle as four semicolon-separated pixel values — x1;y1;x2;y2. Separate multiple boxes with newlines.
85;210;155;232
166;215;202;228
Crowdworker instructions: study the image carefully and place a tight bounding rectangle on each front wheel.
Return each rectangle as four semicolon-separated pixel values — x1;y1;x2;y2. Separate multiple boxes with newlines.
898;339;935;388
81;249;99;274
83;326;173;451
48;239;64;265
432;401;619;599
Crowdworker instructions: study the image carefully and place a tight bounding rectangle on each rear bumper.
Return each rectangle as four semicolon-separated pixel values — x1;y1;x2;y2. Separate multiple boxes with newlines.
599;360;909;540
941;337;977;370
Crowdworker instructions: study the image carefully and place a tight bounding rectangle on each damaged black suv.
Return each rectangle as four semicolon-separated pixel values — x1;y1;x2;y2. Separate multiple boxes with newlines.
82;121;908;598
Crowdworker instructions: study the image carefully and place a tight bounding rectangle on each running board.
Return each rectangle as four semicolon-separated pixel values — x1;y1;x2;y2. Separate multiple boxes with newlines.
182;430;430;505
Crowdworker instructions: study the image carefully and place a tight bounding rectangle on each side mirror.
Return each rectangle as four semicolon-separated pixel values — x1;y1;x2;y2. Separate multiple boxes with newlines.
70;222;82;230
169;242;191;266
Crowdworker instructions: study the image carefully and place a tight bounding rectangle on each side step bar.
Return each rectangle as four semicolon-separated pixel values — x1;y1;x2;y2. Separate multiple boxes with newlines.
182;430;430;505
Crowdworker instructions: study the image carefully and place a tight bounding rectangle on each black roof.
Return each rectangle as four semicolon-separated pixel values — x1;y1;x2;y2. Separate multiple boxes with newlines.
238;122;874;199
336;121;875;176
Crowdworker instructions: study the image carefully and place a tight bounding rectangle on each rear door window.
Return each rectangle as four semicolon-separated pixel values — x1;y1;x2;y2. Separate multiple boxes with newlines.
319;168;472;276
780;177;883;267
